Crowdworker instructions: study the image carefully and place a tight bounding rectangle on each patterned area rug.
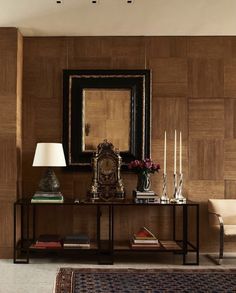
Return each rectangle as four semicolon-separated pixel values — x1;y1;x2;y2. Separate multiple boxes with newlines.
55;268;236;293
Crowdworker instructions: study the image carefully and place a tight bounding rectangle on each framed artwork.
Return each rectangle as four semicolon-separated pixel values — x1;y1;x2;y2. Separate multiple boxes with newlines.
63;69;151;170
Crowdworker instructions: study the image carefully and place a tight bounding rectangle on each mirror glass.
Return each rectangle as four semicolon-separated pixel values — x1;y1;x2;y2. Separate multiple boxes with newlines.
83;88;131;152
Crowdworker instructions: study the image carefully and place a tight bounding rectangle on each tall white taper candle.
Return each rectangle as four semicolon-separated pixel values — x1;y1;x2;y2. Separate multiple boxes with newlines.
164;131;166;174
180;131;182;174
174;129;176;174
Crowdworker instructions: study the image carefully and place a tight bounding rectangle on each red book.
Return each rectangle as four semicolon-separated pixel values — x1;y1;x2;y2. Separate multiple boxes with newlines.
34;242;62;248
31;242;62;249
31;234;62;249
134;227;157;240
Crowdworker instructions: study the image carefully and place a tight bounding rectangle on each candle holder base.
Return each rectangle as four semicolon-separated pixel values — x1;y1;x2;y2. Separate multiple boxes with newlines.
170;198;178;203
160;194;169;204
177;197;186;203
175;173;186;204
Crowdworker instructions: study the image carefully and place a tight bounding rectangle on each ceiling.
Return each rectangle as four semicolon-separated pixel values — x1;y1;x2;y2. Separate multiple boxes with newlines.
0;0;236;36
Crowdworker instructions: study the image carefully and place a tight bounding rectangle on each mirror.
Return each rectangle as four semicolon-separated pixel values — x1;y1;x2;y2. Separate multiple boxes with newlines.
63;69;151;170
83;88;131;152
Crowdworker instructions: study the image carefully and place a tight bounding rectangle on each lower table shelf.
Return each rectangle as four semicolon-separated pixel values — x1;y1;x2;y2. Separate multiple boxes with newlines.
15;239;197;260
113;240;197;252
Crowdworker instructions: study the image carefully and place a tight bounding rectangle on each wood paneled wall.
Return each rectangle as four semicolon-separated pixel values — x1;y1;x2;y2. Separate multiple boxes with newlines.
20;36;236;252
0;28;22;257
16;36;236;255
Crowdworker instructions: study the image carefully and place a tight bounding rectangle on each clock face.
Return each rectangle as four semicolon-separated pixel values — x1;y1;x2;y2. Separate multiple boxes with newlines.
99;157;116;175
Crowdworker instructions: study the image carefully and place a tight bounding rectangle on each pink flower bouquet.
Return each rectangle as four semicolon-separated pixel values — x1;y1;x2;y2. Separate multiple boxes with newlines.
128;158;160;174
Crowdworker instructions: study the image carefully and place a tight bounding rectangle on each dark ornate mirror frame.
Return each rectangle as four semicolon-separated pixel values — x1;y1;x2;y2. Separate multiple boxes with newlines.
63;69;151;170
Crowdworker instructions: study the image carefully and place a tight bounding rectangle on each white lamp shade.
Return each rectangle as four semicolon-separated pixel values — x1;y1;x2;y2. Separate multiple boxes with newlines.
33;143;66;167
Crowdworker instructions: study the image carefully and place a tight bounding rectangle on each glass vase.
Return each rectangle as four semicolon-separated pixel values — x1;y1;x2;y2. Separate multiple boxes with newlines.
137;172;151;192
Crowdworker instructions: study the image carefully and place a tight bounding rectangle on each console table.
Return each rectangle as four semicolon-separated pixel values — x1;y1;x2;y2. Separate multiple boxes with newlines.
13;199;199;265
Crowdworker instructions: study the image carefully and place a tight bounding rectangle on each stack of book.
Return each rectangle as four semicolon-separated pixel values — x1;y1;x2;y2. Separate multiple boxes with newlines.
31;191;64;203
130;226;159;249
133;190;159;204
63;234;90;249
30;234;62;249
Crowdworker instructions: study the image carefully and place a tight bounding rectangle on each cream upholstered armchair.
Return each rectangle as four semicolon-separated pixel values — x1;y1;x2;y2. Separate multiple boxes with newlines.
208;199;236;264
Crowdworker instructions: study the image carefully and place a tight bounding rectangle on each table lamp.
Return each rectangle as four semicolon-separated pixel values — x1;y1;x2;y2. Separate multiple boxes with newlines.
33;143;66;194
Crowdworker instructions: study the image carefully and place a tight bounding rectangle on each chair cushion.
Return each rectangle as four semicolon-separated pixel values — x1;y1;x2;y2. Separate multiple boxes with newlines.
211;225;236;239
224;225;236;239
208;199;236;225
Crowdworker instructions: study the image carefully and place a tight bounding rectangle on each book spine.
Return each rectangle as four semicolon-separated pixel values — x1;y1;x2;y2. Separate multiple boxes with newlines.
63;244;90;248
133;239;159;244
33;243;62;248
133;189;155;193
34;192;63;196
31;199;64;203
134;198;159;204
32;196;63;200
131;243;159;246
135;196;158;199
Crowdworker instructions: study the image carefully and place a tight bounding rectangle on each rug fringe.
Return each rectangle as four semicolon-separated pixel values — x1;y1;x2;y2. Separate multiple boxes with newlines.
53;267;63;293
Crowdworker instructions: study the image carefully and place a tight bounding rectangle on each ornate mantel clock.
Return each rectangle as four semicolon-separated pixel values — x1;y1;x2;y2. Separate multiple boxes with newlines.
89;140;125;201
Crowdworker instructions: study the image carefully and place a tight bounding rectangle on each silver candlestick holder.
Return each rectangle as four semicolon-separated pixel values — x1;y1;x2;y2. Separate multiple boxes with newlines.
176;173;186;203
160;173;169;203
173;173;178;200
170;173;180;203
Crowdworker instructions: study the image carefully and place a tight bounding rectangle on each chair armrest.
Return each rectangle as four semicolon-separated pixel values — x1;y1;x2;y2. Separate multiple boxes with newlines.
209;212;224;228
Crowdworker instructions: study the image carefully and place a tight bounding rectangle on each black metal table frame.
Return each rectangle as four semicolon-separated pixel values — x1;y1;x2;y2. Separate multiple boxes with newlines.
14;201;102;264
103;202;199;265
13;200;199;265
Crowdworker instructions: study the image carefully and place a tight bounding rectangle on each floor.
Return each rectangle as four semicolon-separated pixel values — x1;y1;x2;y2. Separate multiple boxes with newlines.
1;253;236;293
